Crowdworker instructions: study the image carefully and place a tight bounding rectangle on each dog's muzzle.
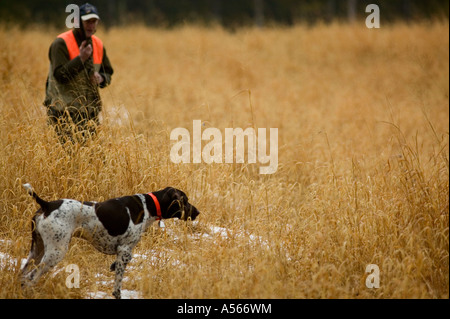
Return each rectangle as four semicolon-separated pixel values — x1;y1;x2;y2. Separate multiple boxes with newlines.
183;204;200;221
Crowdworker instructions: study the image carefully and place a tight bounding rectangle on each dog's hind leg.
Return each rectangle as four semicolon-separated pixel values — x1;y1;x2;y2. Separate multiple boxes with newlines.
21;216;45;285
22;224;71;285
30;242;70;284
112;245;133;299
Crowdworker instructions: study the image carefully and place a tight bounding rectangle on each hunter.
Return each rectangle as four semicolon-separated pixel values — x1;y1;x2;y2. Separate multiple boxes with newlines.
44;3;113;144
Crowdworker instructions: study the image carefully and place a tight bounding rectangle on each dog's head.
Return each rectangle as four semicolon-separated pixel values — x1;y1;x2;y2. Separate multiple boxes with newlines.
159;187;200;221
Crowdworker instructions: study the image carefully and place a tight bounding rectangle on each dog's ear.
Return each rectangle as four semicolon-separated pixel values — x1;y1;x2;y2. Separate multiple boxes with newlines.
170;187;182;200
165;187;187;203
160;187;198;221
160;187;183;218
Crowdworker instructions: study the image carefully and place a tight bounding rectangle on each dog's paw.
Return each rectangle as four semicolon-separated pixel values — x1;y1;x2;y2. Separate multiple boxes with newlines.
112;289;121;299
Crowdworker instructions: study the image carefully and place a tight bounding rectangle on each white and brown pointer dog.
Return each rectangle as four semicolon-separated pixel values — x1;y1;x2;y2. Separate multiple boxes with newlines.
21;183;199;299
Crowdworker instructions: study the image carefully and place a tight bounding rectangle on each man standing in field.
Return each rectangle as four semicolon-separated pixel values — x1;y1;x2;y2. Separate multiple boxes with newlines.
44;3;113;144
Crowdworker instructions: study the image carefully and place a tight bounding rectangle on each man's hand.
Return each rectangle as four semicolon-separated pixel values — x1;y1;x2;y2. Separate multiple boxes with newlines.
90;72;104;85
79;40;92;62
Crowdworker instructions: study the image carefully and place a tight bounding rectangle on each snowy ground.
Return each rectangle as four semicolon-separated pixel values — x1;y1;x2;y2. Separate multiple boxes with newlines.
0;222;275;299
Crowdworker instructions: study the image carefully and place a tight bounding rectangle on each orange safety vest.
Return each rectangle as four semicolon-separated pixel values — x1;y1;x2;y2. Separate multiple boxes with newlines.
57;30;103;64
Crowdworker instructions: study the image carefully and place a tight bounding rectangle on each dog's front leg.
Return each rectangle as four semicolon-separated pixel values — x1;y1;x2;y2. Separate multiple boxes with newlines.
112;245;132;299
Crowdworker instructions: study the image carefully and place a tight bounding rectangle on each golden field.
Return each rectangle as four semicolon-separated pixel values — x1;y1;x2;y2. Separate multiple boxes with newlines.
0;21;448;299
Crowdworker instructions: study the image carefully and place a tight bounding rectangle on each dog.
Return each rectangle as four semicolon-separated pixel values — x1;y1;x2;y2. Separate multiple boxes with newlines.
21;183;199;299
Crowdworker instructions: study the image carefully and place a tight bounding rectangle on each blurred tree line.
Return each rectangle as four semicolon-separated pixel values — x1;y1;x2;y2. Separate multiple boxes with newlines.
1;0;448;28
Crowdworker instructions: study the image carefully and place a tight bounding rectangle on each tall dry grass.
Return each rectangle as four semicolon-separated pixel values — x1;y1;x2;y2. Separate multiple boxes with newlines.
0;21;448;298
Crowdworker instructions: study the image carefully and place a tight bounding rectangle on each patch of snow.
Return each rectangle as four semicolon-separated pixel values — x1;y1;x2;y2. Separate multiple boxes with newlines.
87;289;142;299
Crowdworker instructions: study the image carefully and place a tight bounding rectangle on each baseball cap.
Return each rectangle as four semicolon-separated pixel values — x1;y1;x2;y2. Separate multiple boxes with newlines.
80;3;100;21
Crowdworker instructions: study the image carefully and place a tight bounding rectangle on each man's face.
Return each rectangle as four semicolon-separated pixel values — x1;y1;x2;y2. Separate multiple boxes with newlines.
82;18;98;38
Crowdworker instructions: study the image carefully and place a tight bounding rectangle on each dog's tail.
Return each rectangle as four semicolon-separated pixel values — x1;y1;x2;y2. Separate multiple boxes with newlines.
23;183;48;209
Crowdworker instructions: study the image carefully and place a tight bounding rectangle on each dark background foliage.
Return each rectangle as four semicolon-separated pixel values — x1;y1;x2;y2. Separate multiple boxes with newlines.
0;0;448;29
